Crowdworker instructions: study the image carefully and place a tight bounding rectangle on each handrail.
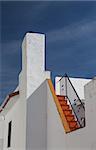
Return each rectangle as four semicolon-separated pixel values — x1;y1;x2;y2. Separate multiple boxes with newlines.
57;73;85;128
65;95;82;128
65;73;85;110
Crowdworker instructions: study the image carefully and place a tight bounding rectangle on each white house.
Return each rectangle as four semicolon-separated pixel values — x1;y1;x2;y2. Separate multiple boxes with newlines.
0;32;96;150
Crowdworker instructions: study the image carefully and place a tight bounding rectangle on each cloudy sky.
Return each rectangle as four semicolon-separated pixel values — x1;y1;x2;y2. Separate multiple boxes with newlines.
0;1;96;103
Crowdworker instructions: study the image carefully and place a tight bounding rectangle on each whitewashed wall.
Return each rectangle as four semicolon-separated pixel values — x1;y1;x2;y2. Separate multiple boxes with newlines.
26;80;47;150
55;77;91;100
0;117;4;150
47;78;96;150
0;139;3;150
21;32;50;150
22;33;50;99
2;94;27;150
55;77;61;95
0;116;4;140
84;78;96;150
70;78;91;100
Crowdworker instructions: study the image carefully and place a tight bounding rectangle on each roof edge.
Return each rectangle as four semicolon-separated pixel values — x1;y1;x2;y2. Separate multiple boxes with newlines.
0;91;19;113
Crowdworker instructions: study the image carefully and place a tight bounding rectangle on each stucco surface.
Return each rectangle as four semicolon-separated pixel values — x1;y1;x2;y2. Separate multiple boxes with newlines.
55;77;91;100
47;78;96;150
22;33;50;99
26;80;47;150
2;94;26;150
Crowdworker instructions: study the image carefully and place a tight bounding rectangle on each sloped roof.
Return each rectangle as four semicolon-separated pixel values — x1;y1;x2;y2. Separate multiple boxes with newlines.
0;91;19;113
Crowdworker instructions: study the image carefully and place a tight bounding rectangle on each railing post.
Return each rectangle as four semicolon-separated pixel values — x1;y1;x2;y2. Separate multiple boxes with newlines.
65;75;67;97
57;73;85;128
64;73;85;128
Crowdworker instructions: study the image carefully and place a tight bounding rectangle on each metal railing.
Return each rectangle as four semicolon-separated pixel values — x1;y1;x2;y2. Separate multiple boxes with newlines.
58;74;85;128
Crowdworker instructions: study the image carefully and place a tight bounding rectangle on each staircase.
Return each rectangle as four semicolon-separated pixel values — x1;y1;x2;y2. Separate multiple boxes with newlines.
57;95;80;132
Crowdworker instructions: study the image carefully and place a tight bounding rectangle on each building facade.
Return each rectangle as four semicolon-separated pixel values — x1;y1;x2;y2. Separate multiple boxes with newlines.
0;32;96;150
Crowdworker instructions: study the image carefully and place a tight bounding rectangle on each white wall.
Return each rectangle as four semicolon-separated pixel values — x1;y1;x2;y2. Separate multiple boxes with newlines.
2;93;26;150
55;77;61;95
70;78;91;100
47;80;67;150
20;32;50;150
84;78;96;150
47;79;96;150
26;80;47;150
22;33;50;99
0;139;3;150
0;117;4;150
0;117;4;139
55;77;91;100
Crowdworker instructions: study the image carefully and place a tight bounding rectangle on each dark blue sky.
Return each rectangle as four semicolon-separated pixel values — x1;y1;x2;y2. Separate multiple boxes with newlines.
0;1;96;103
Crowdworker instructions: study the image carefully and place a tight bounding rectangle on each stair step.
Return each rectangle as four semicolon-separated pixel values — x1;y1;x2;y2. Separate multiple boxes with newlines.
57;96;65;101
68;121;78;128
57;95;80;132
63;110;72;115
70;124;79;131
59;100;67;105
66;115;75;121
61;105;70;110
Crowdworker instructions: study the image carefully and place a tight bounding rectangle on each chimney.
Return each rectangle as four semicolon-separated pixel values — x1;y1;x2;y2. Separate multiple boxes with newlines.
20;32;50;98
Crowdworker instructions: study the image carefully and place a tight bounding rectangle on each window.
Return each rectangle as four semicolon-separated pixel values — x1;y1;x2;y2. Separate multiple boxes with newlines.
7;121;12;148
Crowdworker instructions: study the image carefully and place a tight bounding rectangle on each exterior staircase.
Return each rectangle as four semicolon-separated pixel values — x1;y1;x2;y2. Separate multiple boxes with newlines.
48;79;82;133
57;95;79;132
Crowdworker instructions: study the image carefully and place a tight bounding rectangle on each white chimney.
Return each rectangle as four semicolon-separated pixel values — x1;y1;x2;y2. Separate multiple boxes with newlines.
20;32;50;98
